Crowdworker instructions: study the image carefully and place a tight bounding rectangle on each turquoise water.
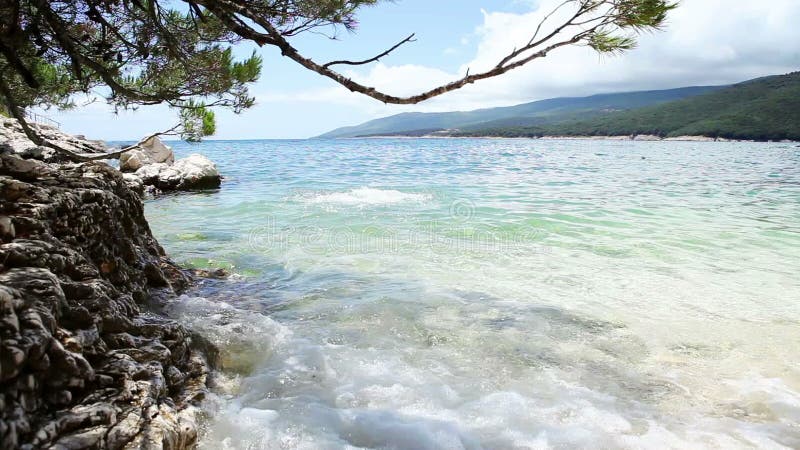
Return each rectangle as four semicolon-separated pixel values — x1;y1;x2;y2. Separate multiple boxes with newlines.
147;138;800;449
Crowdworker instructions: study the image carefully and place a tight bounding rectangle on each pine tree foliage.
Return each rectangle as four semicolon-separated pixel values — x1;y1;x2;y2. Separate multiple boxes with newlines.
0;0;676;157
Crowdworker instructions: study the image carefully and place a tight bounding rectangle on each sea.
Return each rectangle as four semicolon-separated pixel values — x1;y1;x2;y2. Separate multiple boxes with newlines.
144;138;800;449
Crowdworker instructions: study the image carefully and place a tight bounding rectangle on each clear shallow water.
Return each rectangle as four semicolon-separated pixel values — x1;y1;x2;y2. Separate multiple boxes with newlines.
146;138;800;449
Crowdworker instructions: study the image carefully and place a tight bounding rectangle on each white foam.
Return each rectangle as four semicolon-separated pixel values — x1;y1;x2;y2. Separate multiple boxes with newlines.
180;288;800;449
303;187;431;206
163;295;293;377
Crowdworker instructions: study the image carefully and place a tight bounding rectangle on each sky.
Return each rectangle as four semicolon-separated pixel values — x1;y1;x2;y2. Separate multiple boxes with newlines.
42;0;800;140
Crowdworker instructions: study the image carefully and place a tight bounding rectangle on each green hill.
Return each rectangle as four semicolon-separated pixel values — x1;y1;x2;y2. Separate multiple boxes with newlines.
459;72;800;141
316;85;725;138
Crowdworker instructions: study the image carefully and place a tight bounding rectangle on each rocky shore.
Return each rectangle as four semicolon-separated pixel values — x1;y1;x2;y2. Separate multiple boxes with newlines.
0;119;109;162
1;122;215;449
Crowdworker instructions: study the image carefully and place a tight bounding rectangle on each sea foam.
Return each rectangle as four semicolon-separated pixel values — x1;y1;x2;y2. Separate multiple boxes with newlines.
303;187;432;206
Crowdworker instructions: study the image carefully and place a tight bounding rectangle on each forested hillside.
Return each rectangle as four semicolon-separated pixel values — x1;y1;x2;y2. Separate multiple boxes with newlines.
458;72;800;141
318;86;724;138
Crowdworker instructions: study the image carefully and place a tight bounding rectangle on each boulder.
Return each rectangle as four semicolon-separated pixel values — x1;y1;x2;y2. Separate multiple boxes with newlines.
171;154;221;189
118;149;148;172
134;162;170;185
119;136;174;172
134;154;220;191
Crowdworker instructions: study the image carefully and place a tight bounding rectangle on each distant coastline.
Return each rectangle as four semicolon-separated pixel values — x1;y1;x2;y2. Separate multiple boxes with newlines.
319;72;800;143
345;134;798;143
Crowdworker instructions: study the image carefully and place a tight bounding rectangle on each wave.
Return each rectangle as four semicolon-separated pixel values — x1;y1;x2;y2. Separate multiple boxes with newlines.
302;187;432;206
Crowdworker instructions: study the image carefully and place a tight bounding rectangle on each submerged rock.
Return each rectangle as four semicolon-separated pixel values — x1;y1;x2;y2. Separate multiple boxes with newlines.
0;153;211;449
192;268;229;279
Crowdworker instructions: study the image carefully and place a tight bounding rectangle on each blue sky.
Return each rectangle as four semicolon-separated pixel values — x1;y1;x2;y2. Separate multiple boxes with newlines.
43;0;800;141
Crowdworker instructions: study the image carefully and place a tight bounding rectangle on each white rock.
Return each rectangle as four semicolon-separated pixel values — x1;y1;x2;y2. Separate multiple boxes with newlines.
142;136;175;164
119;149;147;172
157;166;183;186
120;136;174;172
131;155;220;191
134;162;168;182
122;173;144;195
171;154;220;188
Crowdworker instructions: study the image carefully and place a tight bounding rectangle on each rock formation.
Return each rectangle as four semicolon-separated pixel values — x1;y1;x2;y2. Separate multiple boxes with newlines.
134;154;221;192
118;137;221;193
1;119;222;195
0;119;108;162
0;127;213;449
